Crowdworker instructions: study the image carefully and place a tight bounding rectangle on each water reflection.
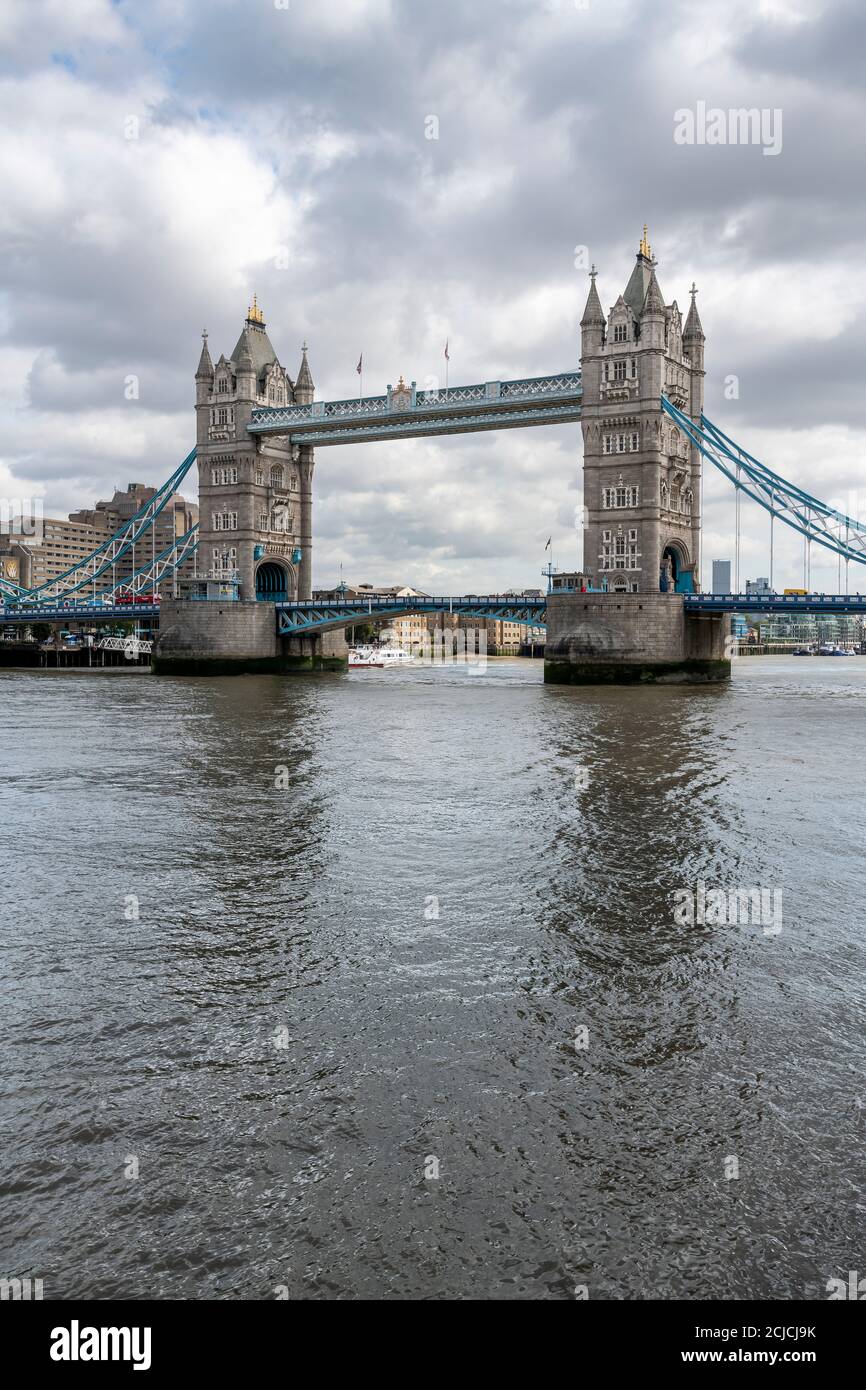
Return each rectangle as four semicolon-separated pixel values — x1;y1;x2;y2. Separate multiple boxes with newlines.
0;661;863;1300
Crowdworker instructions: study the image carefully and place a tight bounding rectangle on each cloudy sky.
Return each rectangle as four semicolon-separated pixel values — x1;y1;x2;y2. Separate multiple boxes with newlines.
1;0;863;592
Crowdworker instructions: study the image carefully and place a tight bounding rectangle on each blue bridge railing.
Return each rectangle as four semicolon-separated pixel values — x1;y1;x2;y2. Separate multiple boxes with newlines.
6;593;864;633
686;593;866;614
0;604;161;622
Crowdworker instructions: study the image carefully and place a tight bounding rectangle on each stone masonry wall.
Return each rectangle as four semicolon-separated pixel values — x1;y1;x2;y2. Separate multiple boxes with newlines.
544;592;729;683
153;600;348;675
155;600;278;665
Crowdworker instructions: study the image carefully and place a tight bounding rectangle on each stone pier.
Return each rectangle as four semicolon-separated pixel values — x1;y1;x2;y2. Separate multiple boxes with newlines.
152;600;347;676
544;592;730;684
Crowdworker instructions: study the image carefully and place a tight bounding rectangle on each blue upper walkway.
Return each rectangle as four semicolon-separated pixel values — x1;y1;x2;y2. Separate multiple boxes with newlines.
247;371;584;445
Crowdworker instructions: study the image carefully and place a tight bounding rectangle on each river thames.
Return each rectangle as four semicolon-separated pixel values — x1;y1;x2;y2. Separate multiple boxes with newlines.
1;656;863;1300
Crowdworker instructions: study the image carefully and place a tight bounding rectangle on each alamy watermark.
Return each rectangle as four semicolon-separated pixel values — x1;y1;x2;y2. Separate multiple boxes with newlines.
826;1270;866;1299
0;1275;44;1300
409;628;488;674
50;1323;151;1371
673;880;783;935
0;497;43;541
674;102;782;157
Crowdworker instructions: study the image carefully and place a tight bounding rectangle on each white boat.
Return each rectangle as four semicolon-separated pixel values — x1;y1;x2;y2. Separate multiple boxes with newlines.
348;644;416;669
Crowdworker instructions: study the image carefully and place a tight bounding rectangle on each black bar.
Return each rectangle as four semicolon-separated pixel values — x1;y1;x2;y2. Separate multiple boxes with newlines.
7;1297;860;1374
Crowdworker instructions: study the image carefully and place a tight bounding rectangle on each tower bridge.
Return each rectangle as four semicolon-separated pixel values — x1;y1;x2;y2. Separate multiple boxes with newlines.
6;230;865;682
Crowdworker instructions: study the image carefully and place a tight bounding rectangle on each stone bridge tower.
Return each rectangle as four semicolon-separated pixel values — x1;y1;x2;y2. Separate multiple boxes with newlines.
579;228;704;595
545;229;728;683
154;299;344;674
194;297;315;602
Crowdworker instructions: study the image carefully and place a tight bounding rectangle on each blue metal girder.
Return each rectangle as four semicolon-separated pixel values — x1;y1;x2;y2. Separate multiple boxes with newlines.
16;448;198;605
275;596;547;635
249;371;582;445
686;594;866;614
0;573;29;601
661;397;866;567
21;526;199;611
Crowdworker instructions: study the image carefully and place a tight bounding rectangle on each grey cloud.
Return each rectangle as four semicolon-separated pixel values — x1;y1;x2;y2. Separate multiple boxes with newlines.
734;0;866;91
705;332;866;432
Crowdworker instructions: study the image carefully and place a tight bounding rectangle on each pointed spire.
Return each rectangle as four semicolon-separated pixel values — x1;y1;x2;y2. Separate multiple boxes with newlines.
295;342;314;402
642;270;666;317
683;282;704;339
623;259;653;316
580;265;605;326
196;329;213;378
236;328;254;372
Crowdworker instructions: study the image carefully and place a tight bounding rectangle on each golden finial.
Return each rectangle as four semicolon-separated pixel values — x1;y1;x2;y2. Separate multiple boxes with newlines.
247;293;264;325
639;225;652;259
396;373;407;390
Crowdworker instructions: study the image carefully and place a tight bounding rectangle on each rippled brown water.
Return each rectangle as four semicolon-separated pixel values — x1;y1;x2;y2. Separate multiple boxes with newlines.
1;657;864;1299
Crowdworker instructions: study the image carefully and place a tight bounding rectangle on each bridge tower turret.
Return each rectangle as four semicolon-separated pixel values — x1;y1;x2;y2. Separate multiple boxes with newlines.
294;344;315;405
579;228;703;596
683;285;706;552
195;331;214;435
193;297;311;603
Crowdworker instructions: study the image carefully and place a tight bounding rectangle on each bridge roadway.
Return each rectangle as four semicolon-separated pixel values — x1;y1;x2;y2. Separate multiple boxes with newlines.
2;594;865;634
684;593;866;615
0;604;161;623
276;591;866;636
275;594;547;635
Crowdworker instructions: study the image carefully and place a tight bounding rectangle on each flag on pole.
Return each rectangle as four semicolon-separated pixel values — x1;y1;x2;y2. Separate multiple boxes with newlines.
444;340;449;361
356;354;363;375
544;537;552;550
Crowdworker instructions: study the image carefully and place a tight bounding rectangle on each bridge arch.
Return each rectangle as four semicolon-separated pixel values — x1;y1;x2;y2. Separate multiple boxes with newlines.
660;539;692;593
255;558;295;602
608;570;633;594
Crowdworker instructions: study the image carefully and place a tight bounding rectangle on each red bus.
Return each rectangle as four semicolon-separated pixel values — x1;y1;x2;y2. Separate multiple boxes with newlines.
114;590;160;606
